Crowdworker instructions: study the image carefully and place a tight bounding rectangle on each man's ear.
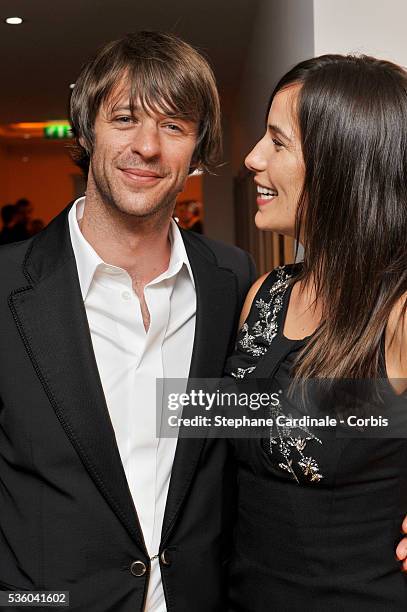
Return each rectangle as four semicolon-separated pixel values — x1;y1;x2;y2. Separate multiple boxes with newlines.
188;153;203;176
188;166;204;176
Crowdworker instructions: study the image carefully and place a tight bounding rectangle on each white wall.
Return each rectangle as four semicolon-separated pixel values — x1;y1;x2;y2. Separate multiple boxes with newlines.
203;116;235;244
205;0;314;244
209;0;407;245
314;0;407;64
231;0;314;173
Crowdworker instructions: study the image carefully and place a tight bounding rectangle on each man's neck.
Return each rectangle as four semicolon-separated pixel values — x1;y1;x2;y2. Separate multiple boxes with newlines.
79;195;172;292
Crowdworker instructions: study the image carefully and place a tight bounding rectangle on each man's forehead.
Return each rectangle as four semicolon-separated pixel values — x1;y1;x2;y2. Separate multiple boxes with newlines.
102;79;182;119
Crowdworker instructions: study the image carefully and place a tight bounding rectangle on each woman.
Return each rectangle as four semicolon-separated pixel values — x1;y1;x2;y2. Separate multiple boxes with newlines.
225;55;407;610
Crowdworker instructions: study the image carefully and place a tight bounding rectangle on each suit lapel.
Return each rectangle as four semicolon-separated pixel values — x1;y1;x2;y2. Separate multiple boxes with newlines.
9;207;147;553
161;231;238;542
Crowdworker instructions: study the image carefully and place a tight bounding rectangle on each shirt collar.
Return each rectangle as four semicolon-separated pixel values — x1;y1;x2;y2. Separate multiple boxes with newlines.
68;196;194;300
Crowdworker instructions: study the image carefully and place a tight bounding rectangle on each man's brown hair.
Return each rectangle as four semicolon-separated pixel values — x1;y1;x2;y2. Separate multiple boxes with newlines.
70;31;222;174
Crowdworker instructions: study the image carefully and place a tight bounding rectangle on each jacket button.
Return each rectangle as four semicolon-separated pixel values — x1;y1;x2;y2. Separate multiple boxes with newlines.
160;549;171;566
130;560;147;576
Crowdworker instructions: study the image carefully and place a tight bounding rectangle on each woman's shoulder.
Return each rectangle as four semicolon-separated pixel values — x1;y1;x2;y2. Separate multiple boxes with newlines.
238;262;301;328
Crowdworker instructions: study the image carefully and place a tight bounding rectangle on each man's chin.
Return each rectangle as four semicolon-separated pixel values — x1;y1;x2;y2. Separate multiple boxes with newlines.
91;180;175;220
112;198;173;220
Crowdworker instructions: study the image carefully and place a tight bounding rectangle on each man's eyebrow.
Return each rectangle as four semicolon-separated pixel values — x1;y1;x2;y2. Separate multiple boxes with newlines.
109;104;134;113
268;123;292;143
108;104;194;122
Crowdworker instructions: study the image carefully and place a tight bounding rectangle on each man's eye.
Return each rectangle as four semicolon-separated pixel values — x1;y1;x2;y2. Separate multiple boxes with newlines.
115;116;134;124
164;123;182;132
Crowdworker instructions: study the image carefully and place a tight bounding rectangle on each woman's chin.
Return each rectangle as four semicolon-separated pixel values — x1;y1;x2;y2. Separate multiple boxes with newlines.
254;210;292;235
254;209;271;230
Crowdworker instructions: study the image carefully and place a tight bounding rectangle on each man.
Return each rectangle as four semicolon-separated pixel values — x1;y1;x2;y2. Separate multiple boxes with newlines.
0;201;32;245
0;204;18;244
174;200;204;234
12;198;33;241
188;201;204;234
0;32;255;611
173;200;193;230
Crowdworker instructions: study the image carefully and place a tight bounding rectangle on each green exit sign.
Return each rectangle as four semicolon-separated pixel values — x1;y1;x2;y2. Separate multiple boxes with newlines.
44;124;73;139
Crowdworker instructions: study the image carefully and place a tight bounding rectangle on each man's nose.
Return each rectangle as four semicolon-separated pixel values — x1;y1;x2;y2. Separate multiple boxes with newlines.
131;121;161;159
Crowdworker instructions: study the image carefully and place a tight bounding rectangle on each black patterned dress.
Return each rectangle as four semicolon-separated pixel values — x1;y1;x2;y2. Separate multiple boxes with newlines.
225;264;407;611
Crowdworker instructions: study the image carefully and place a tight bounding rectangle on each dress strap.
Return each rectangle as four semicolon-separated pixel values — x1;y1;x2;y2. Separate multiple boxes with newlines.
251;278;305;379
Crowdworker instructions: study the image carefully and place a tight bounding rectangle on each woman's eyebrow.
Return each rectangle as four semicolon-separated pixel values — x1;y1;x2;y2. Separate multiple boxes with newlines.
268;123;292;143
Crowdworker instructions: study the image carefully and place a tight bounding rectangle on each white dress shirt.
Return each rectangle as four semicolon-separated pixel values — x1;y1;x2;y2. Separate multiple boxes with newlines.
68;197;196;611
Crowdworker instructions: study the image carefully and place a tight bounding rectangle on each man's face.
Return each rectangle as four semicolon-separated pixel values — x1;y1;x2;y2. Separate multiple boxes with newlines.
86;84;199;219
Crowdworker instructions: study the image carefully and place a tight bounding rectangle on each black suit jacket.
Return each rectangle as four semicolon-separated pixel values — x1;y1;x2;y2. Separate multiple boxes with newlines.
0;204;255;611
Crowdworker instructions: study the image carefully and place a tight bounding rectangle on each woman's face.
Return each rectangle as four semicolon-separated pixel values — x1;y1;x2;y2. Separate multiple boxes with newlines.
245;84;305;238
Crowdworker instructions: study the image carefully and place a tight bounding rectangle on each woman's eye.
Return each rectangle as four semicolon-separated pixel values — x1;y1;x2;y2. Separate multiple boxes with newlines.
272;138;283;149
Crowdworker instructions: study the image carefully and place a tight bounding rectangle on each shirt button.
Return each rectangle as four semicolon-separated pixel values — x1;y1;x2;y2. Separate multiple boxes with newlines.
121;291;132;301
130;560;147;577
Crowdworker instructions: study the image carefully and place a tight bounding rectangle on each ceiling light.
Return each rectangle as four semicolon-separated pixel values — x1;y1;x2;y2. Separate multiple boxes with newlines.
5;17;23;25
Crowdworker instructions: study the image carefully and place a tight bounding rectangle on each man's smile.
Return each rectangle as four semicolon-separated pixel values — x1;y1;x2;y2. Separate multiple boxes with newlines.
119;167;164;186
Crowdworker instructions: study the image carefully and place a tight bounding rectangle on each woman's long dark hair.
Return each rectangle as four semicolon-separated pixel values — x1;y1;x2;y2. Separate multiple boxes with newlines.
270;55;407;379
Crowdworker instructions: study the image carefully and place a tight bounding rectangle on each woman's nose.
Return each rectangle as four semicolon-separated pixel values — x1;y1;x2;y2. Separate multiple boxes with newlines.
245;136;267;173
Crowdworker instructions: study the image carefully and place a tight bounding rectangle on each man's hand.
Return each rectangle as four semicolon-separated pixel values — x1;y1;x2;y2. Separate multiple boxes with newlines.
396;515;407;571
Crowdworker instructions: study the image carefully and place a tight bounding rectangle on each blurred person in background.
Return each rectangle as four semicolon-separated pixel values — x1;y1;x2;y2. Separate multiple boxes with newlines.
12;197;33;241
0;203;19;244
174;199;204;233
188;200;204;234
29;218;45;235
173;199;193;229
